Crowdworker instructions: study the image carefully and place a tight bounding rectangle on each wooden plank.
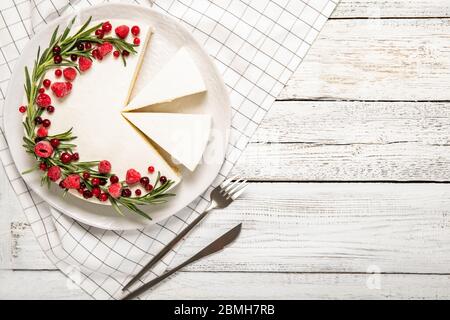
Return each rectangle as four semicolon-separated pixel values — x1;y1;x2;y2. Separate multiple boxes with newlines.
333;0;450;18
2;270;450;299
6;183;450;274
280;19;450;101
233;101;450;181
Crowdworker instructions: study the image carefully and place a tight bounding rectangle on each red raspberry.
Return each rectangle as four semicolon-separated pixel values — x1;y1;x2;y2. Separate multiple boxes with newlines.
51;82;72;98
47;166;62;182
126;168;141;185
131;25;140;36
37;126;48;138
108;183;122;198
63;67;77;81
115;25;129;39
98;42;113;58
36;93;51;108
98;160;112;174
63;174;81;189
34;141;53;158
78;56;93;72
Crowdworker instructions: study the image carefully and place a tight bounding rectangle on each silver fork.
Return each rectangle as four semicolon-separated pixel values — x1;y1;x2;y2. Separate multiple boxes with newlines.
122;176;249;291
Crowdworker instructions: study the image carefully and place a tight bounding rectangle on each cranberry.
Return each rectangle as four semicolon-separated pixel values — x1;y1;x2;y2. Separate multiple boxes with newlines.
122;50;129;57
145;184;153;192
47;105;55;114
50;138;60;148
92;187;101;198
148;166;155;174
85;42;92;50
38;88;45;94
59;181;66;189
102;21;112;33
140;176;149;186
39;162;47;171
60;152;72;164
42;119;51;127
55;69;62;77
52;45;61;55
83;190;93;199
35;116;43;124
135;189;142;196
159;176;167;184
37;126;48;138
70;54;78;61
95;29;104;39
99;193;108;202
79;182;86;190
91;177;100;186
77;43;85;51
121;188;132;197
19;105;27;113
110;175;119;183
77;188;84;194
133;37;140;45
99;178;107;186
43;79;51;88
92;49;101;60
131;25;140;36
113;50;120;58
82;172;90;179
71;152;79;161
53;55;62;64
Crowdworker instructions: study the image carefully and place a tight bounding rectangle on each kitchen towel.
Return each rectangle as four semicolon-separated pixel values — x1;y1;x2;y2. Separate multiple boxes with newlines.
0;0;338;299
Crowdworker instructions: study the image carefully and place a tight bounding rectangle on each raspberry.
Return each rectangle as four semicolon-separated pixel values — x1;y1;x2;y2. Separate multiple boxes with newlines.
98;42;113;58
115;25;129;39
34;141;53;158
47;166;62;182
108;183;122;198
98;160;112;174
63;174;81;189
37;126;48;138
78;56;93;72
63;67;77;81
36;93;51;108
51;82;72;98
126;168;141;185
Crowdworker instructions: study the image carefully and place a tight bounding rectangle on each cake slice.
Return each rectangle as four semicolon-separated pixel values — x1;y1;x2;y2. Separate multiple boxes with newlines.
122;113;212;171
123;47;206;111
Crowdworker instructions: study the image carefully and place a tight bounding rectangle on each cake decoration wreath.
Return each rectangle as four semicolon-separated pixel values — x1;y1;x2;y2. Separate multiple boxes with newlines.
19;17;175;220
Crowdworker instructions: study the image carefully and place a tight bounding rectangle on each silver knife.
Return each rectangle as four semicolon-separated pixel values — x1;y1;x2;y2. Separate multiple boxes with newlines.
121;223;242;300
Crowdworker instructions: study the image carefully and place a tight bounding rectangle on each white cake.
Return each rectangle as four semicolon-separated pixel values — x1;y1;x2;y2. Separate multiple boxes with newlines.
122;112;212;171
123;47;207;111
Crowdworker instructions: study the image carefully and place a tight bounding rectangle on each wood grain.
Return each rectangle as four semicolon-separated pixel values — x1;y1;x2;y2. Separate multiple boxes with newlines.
281;19;450;101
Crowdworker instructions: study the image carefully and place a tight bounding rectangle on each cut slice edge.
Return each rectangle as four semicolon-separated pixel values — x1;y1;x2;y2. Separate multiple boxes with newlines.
123;47;207;112
122;112;212;171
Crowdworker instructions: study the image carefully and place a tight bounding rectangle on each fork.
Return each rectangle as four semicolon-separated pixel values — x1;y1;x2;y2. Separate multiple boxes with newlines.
122;175;249;291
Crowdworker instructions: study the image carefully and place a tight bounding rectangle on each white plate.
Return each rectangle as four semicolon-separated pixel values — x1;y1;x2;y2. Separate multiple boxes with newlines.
3;3;230;230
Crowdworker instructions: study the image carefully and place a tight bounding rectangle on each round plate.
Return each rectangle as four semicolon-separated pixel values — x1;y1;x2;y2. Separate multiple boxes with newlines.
3;3;230;230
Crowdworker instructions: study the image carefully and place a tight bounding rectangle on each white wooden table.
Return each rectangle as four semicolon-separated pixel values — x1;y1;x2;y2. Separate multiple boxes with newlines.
2;0;450;299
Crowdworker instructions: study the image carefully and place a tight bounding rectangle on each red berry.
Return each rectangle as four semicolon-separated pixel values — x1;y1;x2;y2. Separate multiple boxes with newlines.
47;166;61;182
38;88;45;94
113;50;120;58
131;25;140;36
60;152;72;164
99;178;107;186
78;56;92;72
35;116;43;124
92;49;101;60
110;175;119;184
102;21;112;33
47;105;55;114
159;176;167;184
19;105;27;113
147;166;155;174
34;141;53;158
39;162;47;171
108;183;122;198
140;176;149;186
55;69;62;77
135;189;142;196
85;42;92;50
79;182;86;189
98;42;113;58
126;168;141;185
133;37;140;46
145;184;153;192
115;25;129;39
42;119;51;128
99;193;108;202
51;82;72;98
121;188;132;197
77;43;85;51
70;54;78;62
63;67;77;81
92;187;101;198
98;160;112;174
95;29;104;39
63;174;80;189
77;188;84;195
37;126;48;138
83;189;93;199
53;55;62;64
122;50;129;57
82;172;90;180
59;181;66;189
50;138;60;148
43;79;51;88
71;152;79;161
36;93;51;108
53;46;61;55
91;177;100;186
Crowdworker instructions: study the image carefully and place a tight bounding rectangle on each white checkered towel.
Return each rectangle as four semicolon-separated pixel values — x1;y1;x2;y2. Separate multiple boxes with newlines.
0;0;338;299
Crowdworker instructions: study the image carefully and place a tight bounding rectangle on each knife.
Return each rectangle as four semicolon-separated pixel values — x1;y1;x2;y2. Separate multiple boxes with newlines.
121;223;242;300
